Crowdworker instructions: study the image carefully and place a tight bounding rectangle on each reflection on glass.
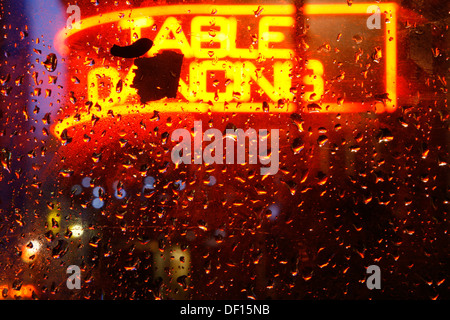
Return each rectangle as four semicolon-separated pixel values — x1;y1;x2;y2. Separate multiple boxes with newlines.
0;0;448;301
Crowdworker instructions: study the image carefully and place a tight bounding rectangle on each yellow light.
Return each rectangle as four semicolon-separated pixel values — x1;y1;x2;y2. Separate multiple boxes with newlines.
21;240;41;263
69;224;84;238
149;16;194;58
54;4;297;55
0;284;37;300
259;16;295;59
119;17;155;43
52;102;297;138
303;59;324;102
47;211;61;232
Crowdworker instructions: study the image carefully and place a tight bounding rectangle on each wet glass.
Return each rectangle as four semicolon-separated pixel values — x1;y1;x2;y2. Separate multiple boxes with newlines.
0;0;448;300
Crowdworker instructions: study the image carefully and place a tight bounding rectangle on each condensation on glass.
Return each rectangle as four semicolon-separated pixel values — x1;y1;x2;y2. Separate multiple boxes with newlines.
0;0;448;300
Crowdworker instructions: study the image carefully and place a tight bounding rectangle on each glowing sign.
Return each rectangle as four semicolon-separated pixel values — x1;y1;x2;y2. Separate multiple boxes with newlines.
52;3;397;139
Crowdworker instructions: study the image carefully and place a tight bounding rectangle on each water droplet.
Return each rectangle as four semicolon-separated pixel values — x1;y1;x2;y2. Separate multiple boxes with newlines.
292;137;304;154
42;53;57;72
177;275;189;290
93;186;105;198
352;34;363;44
254;6;263;17
317;135;328;147
1;148;12;173
116;79;123;93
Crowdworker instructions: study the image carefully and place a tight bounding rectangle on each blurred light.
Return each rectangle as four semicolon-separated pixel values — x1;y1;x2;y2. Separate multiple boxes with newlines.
21;240;41;263
266;203;280;221
70;224;83;238
71;184;82;195
113;180;127;199
174;179;186;191
92;186;104;197
143;176;156;190
92;198;104;209
82;177;92;188
0;284;38;300
207;176;216;186
114;189;127;199
92;186;105;208
47;211;61;232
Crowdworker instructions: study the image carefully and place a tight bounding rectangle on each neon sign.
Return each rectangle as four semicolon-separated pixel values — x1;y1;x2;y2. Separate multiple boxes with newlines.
52;3;398;139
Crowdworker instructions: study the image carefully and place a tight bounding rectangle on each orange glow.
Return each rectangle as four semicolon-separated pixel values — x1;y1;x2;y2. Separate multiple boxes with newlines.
52;3;397;139
0;284;38;300
53;102;297;137
304;3;398;112
21;240;41;263
54;4;297;55
303;3;396;15
303;59;324;102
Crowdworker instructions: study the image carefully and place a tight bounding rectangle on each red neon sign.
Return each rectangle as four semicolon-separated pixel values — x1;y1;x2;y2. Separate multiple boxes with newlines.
52;3;398;140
